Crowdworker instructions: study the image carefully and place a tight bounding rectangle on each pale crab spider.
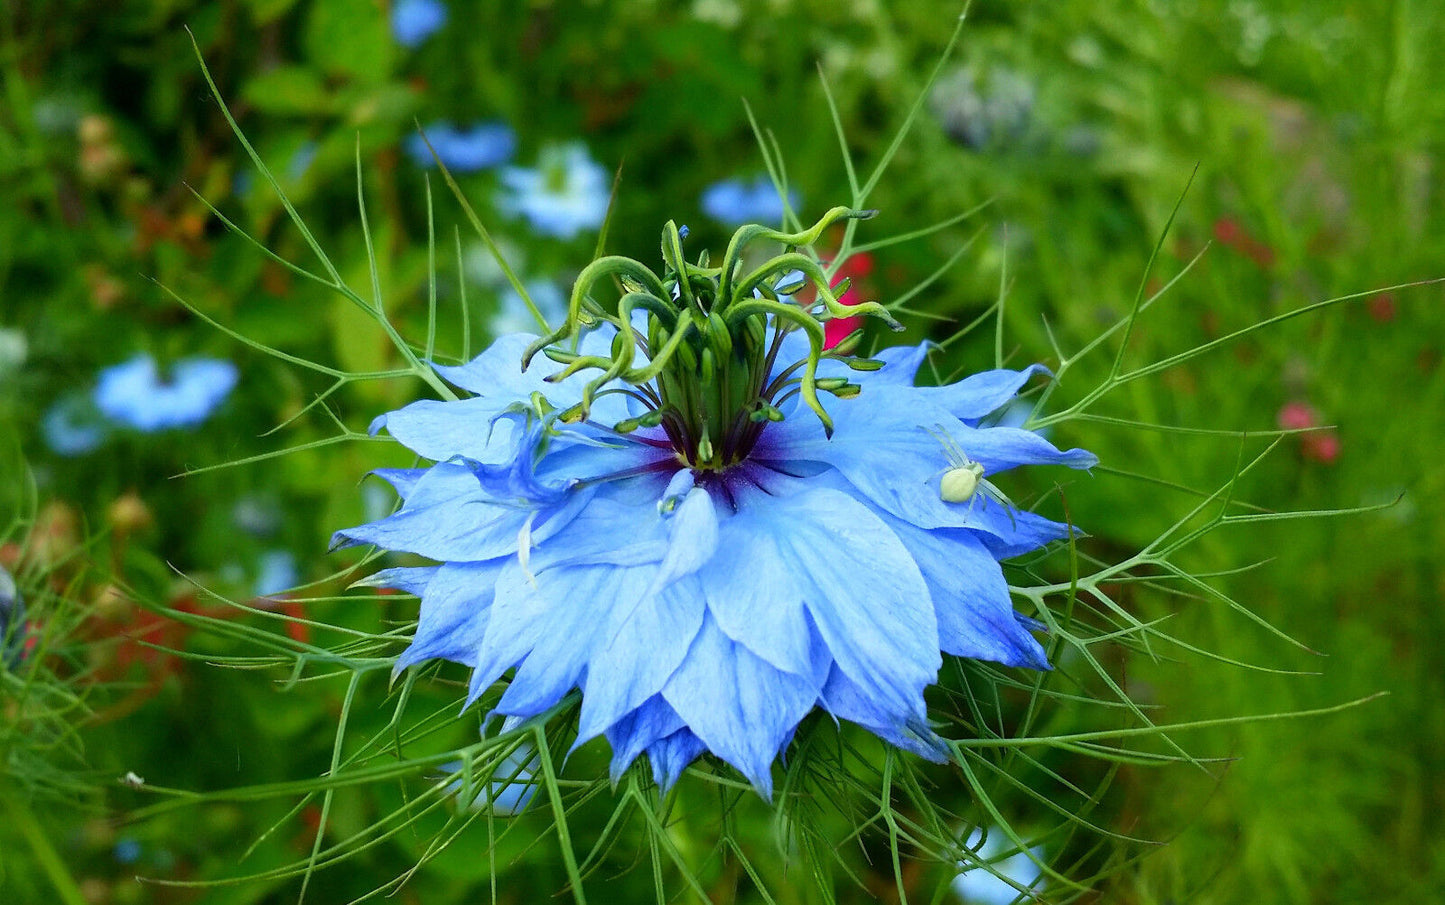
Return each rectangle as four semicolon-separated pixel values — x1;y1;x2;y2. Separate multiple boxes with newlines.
927;426;1017;528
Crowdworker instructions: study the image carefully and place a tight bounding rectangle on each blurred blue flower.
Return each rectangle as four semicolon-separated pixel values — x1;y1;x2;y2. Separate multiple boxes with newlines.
497;142;610;239
443;730;539;816
404;121;516;173
391;0;448;47
930;66;1036;151
339;314;1093;796
952;826;1044;904
42;393;108;456
701;175;800;226
254;550;299;597
1;564;24;669
113;838;143;866
94;354;238;432
488;280;569;337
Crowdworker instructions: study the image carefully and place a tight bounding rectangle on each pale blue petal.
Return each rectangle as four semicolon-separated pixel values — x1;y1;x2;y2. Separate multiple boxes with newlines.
494;571;608;717
818;666;949;762
604;695;685;784
698;512;817;679
368;468;428;499
662;614;818;797
373;397;526;464
725;485;939;720
919;364;1051;421
647;729;707;790
352;565;438;596
761;386;1091;531
332;462;593;562
575;576;706;745
966;506;1077;559
396;561;503;671
949;423;1098;473
431;334;553;398
815;341;934;387
468;560;556;704
885;520;1050;669
646;488;719;596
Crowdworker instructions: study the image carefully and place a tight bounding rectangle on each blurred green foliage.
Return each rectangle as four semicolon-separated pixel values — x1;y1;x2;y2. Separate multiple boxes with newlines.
2;0;1443;902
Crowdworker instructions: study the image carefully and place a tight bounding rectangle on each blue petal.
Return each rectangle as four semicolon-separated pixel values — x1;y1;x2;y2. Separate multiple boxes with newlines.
760;385;1091;531
647;729;707;790
884;520;1050;669
332;462;592;562
965;506;1078;559
661;614;818;797
647;487;719;596
574;575;706;745
724;484;940;721
818;666;950;762
373;397;527;464
815;341;934;388
603;695;685;784
950;423;1098;473
697;508;819;679
368;468;428;499
919;364;1051;422
352;565;438;597
395;561;503;671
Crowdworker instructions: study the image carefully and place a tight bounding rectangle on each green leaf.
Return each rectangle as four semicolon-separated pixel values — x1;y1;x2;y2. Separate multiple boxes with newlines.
304;0;394;83
242;66;333;116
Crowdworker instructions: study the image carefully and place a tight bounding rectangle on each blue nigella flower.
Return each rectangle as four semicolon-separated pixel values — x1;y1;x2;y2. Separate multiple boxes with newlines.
497;142;610;240
94;354;238;432
1;565;24;669
405;121;516;173
336;210;1094;797
391;0;448;48
952;826;1044;904
701;175;801;226
42;393;108;456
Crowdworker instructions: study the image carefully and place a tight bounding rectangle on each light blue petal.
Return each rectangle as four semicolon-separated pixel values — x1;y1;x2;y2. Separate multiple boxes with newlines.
885;520;1050;669
332;462;592;562
760;385;1091;531
368;468;428;499
373;397;527;464
603;695;685;784
352;565;438;597
575;575;706;745
494;566;614;717
431;334;552;398
698;511;817;679
919;364;1051;421
647;729;707;790
646;488;719;596
662;614;817;797
815;341;934;388
818;665;950;762
395;561;503;671
723;484;940;721
950;423;1098;473
966;506;1077;559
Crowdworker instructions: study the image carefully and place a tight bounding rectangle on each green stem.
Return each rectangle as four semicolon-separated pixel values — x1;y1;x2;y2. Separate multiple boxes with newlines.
2;795;89;905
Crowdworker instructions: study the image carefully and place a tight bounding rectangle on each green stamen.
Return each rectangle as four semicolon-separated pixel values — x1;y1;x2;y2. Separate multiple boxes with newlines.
523;208;896;470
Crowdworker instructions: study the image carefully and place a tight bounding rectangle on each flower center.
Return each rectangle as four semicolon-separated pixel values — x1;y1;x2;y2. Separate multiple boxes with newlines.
521;209;904;471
